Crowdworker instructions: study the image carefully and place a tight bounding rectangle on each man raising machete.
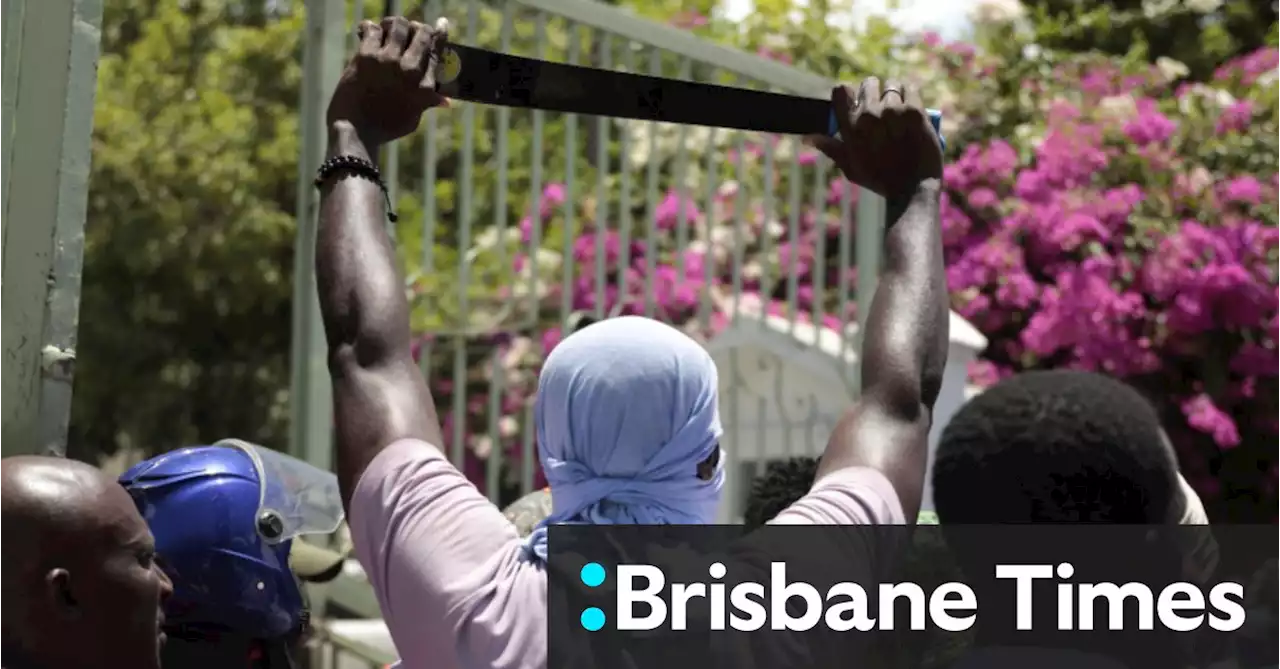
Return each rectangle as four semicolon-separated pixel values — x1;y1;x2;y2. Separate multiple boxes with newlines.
314;16;946;669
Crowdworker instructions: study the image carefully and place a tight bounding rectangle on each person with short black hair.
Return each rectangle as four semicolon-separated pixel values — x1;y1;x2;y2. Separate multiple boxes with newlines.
1;456;173;669
933;369;1181;524
932;370;1217;669
743;457;821;530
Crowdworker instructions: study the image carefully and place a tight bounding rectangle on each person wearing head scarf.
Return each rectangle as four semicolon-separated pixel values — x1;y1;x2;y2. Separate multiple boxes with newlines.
521;316;728;561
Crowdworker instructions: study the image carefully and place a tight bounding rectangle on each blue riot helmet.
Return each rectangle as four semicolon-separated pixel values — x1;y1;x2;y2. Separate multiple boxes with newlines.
120;439;345;640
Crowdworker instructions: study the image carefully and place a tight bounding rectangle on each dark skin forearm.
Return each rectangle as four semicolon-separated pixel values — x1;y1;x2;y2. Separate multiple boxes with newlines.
317;124;398;358
316;121;443;511
864;179;948;413
816;178;948;521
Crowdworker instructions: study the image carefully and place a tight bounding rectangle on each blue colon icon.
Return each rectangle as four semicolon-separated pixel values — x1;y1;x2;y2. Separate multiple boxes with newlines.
579;563;607;631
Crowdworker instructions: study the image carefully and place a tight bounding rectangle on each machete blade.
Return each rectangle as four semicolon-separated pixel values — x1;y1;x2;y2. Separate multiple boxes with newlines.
433;43;944;148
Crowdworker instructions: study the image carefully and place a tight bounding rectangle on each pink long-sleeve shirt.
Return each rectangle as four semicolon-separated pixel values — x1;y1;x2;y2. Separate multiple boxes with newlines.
350;438;905;669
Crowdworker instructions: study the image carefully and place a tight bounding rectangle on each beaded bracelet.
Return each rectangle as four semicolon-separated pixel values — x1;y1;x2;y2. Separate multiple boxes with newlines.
313;155;399;223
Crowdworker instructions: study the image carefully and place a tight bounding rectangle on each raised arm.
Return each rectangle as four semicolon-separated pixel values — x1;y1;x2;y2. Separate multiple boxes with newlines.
316;18;449;508
315;24;542;668
808;78;949;521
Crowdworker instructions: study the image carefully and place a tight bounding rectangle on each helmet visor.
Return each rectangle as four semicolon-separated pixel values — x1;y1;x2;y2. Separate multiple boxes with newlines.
215;439;345;544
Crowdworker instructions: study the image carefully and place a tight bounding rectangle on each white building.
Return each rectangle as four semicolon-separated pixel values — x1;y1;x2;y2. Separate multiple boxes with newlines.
706;308;988;520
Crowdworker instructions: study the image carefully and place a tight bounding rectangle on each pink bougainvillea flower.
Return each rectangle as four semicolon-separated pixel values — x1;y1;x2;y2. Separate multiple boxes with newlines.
654;189;702;230
1216;100;1255;135
1220;175;1264;205
1122;99;1178;145
1181;394;1242;448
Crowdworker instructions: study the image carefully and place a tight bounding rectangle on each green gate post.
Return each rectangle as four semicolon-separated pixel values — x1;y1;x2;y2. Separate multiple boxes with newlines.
2;0;104;458
290;0;349;640
289;0;348;471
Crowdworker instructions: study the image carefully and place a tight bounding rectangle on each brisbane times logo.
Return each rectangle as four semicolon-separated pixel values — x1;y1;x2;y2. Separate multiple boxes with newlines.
573;560;1247;634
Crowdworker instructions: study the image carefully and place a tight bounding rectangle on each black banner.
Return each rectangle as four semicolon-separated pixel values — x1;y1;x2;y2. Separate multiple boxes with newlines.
547;524;1277;669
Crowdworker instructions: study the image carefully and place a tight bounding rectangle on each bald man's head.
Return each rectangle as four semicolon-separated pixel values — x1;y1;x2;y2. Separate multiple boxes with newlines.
1;456;172;669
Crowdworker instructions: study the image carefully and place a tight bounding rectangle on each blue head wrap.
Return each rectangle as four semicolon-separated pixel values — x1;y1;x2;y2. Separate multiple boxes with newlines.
524;316;725;562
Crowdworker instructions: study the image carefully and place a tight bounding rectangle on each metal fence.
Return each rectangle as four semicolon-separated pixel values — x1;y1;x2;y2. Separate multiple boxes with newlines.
291;0;887;518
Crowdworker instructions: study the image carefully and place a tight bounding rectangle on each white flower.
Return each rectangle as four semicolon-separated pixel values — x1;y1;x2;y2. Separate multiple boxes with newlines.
1210;88;1236;107
970;0;1026;23
684;126;716;154
940;116;962;141
622;120;676;168
472;225;519;251
531;248;562;271
1017;85;1037;112
508;249;563;301
501;336;533;369
1097;94;1139;123
470;436;492;460
624;122;654;168
1013;122;1042;146
1185;166;1214;195
675;164;704;194
930;79;959;112
708;224;737;247
899;48;926;67
733;290;766;315
1176;83;1236;115
1185;0;1223;13
1142;0;1178;18
1021;43;1043;60
1156;57;1191;82
621;120;732;171
706;231;737;266
770;137;797;162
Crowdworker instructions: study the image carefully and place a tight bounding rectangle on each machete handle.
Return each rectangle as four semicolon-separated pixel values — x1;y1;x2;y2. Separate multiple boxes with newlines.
826;108;946;152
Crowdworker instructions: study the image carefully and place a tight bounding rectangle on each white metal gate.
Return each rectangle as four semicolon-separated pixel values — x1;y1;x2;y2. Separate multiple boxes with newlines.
292;0;888;516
